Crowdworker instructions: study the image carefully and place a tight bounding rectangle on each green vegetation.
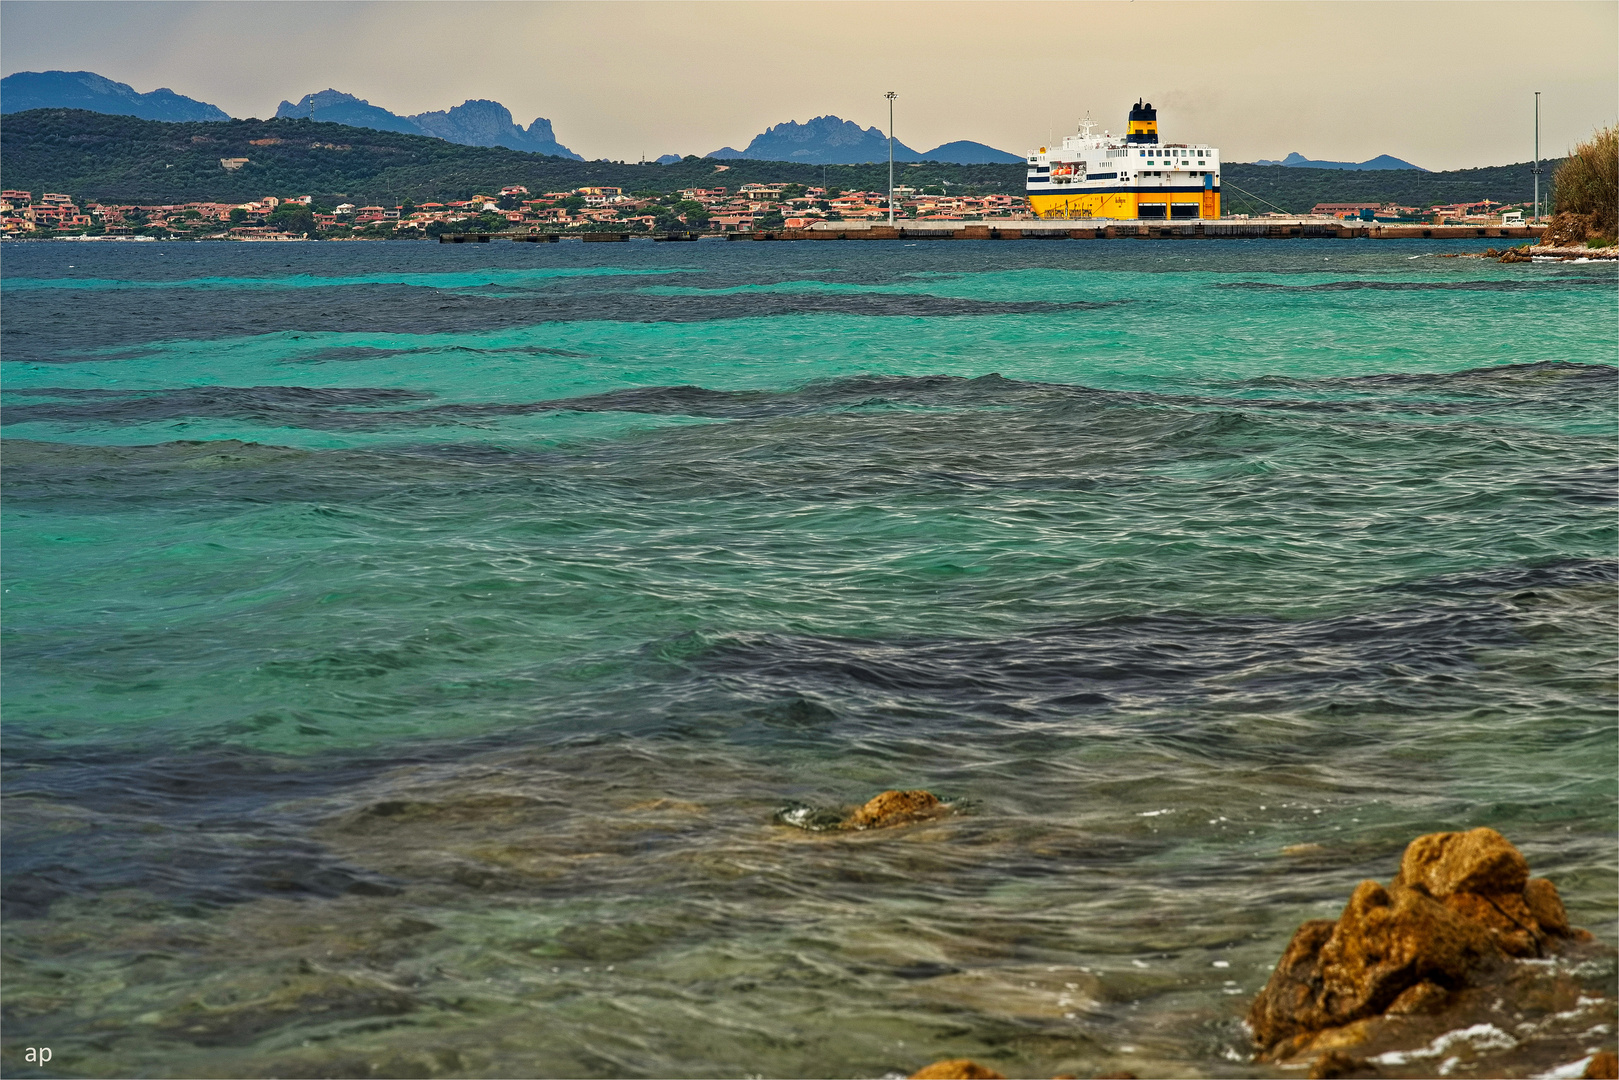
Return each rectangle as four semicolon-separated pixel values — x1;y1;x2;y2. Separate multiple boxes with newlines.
266;201;317;236
1220;161;1559;216
0;110;1019;205
1552;125;1617;243
0;108;1565;217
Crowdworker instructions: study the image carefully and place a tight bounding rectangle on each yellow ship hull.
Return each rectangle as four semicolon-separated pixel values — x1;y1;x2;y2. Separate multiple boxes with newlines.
1027;190;1220;221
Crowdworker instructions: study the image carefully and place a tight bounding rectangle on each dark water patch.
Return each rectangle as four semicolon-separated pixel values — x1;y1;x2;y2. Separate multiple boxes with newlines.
1389;556;1618;597
427;372;1078;423
681;601;1537;742
422;364;1614;429
2;385;433;430
1;745;408;919
1;283;1115;361
1548;463;1619;505
14;367;1604;434
1220;278;1610;292
1228;360;1618;394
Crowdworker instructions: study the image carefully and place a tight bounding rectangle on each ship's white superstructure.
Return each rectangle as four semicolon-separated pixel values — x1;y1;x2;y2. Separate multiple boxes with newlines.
1026;102;1221;220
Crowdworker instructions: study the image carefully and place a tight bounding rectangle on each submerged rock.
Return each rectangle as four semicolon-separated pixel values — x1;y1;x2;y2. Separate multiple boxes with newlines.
776;789;953;832
909;1059;1005;1079
1249;827;1615;1072
847;789;946;829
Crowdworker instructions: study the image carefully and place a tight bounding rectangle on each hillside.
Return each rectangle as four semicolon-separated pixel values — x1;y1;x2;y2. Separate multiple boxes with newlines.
0;110;1022;202
1221;160;1558;213
0;109;1561;211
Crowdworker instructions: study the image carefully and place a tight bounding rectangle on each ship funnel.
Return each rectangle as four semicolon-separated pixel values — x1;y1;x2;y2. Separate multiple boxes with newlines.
1127;99;1159;145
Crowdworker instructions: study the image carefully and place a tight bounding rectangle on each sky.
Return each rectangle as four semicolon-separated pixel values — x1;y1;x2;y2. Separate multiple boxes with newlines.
2;1;1615;170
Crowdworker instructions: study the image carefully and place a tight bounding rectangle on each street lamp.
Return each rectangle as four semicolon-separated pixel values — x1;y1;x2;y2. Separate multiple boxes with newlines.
1532;91;1541;221
886;91;897;226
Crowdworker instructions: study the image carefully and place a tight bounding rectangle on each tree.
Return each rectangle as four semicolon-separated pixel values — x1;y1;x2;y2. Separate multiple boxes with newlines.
267;202;317;235
228;207;247;224
563;195;585;210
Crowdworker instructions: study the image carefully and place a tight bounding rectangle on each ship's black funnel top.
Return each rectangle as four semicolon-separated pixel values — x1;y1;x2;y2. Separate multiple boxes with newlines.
1126;98;1159;144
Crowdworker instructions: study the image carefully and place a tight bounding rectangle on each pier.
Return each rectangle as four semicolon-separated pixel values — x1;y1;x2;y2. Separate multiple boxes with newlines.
442;220;1547;244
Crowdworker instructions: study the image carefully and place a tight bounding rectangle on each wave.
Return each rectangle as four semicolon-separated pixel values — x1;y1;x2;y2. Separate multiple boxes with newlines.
1;286;1119;363
7;363;1612;433
1219;277;1612;292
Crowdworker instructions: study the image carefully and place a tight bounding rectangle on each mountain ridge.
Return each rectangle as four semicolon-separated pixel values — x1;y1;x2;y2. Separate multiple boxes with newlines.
0;70;229;122
709;115;1021;165
274;90;581;159
1254;151;1427;171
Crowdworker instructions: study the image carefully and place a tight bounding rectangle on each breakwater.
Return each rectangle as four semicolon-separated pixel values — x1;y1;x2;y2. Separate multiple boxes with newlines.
443;220;1548;243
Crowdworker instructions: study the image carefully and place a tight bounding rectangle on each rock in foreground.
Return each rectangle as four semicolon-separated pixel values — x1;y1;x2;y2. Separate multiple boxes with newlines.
1250;827;1615;1073
910;1059;1005;1079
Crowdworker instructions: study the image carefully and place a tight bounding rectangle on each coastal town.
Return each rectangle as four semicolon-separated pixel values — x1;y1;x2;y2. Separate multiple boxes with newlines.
0;183;1542;240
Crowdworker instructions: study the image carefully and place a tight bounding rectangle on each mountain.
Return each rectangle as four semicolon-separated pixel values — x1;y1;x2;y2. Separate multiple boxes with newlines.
274;90;581;159
0;70;229;122
710;116;921;164
1254;151;1427;171
918;139;1023;165
273;89;418;134
707;117;1019;165
407;100;577;158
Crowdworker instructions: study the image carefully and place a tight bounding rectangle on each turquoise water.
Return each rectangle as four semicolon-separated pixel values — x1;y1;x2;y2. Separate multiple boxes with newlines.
2;239;1615;1078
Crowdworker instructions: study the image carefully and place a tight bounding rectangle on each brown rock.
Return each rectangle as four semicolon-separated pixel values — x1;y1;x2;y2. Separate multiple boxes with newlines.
846;789;946;830
1525;876;1572;935
1250;828;1593;1060
1586;1050;1618;1079
1249;880;1501;1053
910;1059;1004;1079
1308;1050;1380;1079
1396;827;1528;897
1384;979;1449;1015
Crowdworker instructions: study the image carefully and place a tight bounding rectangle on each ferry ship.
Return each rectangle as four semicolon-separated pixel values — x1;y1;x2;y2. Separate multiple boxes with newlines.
1026;101;1220;220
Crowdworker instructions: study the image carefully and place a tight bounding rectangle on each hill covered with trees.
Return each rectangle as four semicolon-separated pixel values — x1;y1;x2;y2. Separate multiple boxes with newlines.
0;108;1561;212
0;110;1022;204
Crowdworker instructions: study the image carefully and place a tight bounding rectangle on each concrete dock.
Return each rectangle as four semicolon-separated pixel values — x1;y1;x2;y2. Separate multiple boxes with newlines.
442;219;1546;244
774;219;1548;241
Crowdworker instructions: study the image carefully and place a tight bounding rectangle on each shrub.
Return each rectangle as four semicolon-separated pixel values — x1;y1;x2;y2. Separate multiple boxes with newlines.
1552;124;1617;241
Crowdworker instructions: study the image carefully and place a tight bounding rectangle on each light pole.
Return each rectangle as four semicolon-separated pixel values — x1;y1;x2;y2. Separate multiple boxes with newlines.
886;91;897;226
1532;91;1541;221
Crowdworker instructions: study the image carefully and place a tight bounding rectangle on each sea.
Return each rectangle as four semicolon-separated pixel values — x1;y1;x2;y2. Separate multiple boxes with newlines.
2;237;1615;1079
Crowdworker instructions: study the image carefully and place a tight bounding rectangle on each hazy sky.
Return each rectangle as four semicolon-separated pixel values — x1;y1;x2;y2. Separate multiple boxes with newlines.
2;1;1614;169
